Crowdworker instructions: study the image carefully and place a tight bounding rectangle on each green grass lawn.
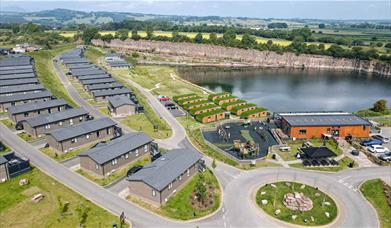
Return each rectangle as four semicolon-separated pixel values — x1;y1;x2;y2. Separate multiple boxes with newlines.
290;156;357;172
0;142;11;155
279;139;343;161
0;119;15;129
17;132;36;142
40;142;98;161
240;130;254;142
360;179;391;228
98;107;111;116
76;155;151;186
121;114;172;139
28;45;78;107
377;119;391;127
127;169;221;220
0;168;126;227
256;181;338;226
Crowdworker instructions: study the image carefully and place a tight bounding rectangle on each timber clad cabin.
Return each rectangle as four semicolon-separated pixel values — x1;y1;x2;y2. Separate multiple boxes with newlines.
92;88;132;102
241;108;268;119
208;92;230;101
80;78;116;87
0;73;36;80
7;99;68;123
183;100;212;110
0;78;38;87
214;96;238;106
127;149;202;206
108;95;136;117
46;117;118;153
79;132;153;177
173;93;197;102
0;68;34;75
0;56;32;67
278;112;371;139
189;104;220;116
0;84;44;96
222;100;248;111
77;74;111;81
22;108;89;138
0;91;53;112
70;68;106;77
195;108;225;124
231;104;257;116
177;97;205;106
86;83;124;93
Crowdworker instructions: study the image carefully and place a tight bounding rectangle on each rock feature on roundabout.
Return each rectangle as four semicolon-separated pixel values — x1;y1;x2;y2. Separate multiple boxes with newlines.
283;192;313;212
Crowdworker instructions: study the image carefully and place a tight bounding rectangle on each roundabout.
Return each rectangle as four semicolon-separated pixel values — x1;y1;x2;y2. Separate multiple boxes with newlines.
255;181;338;226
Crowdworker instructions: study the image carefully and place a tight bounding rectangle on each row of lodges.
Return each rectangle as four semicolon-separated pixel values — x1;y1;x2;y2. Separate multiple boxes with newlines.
104;53;131;68
60;47;140;117
173;92;267;123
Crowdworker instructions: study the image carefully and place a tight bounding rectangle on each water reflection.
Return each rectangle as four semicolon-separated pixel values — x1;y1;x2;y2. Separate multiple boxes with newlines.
178;66;391;112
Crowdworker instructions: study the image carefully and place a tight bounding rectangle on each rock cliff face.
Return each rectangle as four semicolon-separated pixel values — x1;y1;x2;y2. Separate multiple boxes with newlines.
92;39;391;77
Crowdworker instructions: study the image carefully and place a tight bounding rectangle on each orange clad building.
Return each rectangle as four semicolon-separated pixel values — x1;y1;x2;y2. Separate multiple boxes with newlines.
278;112;371;139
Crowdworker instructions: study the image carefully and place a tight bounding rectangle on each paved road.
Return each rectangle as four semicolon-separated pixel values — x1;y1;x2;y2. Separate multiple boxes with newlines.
2;55;388;227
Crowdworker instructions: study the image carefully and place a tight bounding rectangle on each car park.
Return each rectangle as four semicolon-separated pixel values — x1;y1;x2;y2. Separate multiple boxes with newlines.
367;145;389;154
361;139;382;146
372;135;390;143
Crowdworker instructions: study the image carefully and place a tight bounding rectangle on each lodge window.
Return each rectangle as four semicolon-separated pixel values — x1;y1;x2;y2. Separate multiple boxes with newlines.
187;169;190;176
135;149;139;157
299;129;307;135
111;159;118;166
179;175;182;181
168;183;172;190
327;128;331;133
80;116;83;121
48;108;51;114
45;124;50;129
144;145;148;152
97;131;100;137
70;119;73;125
152;190;156;197
95;164;99;170
71;138;77;143
107;128;111;134
24;112;29;117
125;153;129;159
59;121;63;126
363;125;367;130
86;134;90;139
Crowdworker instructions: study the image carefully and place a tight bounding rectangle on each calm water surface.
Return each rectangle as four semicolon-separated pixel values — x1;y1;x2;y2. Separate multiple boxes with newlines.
178;67;391;112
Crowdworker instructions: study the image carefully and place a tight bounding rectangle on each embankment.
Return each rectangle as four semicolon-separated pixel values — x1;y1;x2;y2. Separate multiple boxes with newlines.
92;39;391;77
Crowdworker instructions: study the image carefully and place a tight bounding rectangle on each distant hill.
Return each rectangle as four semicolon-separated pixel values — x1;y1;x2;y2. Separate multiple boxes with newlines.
0;8;389;28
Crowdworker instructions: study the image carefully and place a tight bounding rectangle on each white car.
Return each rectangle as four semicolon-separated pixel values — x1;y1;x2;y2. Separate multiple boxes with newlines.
367;145;389;154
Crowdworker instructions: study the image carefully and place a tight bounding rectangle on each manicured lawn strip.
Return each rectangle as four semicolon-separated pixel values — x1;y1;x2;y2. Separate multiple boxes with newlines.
189;104;220;115
256;181;338;226
221;99;247;109
0;168;126;227
360;179;391;228
177;96;204;106
39;142;97;161
121;114;172;139
76;155;151;186
177;116;238;167
127;169;221;220
377;119;391;127
290;157;357;172
0;119;15;129
173;93;198;102
28;45;78;107
240;130;254;142
195;108;225;122
183;99;211;110
0;142;11;155
98;107;111;116
17;132;36;142
213;95;237;104
241;107;268;118
231;103;257;114
208;92;229;100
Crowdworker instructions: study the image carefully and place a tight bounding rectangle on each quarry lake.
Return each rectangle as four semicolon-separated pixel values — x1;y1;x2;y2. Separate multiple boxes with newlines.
178;67;391;112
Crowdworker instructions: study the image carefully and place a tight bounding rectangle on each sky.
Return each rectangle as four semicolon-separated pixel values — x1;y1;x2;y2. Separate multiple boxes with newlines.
1;1;391;20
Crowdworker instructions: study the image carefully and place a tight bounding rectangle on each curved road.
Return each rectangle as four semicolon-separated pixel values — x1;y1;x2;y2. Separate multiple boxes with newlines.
1;55;389;228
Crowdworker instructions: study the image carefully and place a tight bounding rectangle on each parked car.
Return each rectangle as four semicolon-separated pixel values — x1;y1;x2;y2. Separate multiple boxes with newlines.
367;145;389;154
372;135;390;143
361;139;383;146
127;166;143;177
351;149;360;156
158;95;170;101
379;153;391;162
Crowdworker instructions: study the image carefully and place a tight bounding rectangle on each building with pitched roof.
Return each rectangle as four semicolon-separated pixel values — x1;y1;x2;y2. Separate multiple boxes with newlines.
22;108;90;138
0;78;39;87
0;90;53;112
0;84;44;96
107;95;136;117
277;111;371;139
7;99;68;123
127;149;203;206
79;132;154;176
46;117;118;153
92;88;132;102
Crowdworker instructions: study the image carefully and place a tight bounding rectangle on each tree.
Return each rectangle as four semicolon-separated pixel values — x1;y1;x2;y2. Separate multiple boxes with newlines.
76;203;90;227
223;28;236;42
194;33;203;43
212;159;217;169
195;174;207;203
209;32;218;44
131;30;141;40
241;33;257;48
115;29;129;41
82;27;100;44
318;23;326;29
146;26;154;40
267;40;273;46
372;99;387;113
101;33;114;42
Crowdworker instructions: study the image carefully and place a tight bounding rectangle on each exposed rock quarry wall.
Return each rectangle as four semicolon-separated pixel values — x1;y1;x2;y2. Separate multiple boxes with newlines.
92;39;391;77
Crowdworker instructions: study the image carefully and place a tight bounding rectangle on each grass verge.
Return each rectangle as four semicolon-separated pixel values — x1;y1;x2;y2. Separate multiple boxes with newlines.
0;119;15;129
256;181;338;226
121;114;172;139
17;132;36;142
28;44;78;107
127;169;221;220
360;179;391;228
39;142;98;161
0;167;127;227
76;155;151;186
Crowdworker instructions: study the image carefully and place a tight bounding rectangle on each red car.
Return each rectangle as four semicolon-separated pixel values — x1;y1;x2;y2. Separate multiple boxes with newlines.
158;96;170;101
